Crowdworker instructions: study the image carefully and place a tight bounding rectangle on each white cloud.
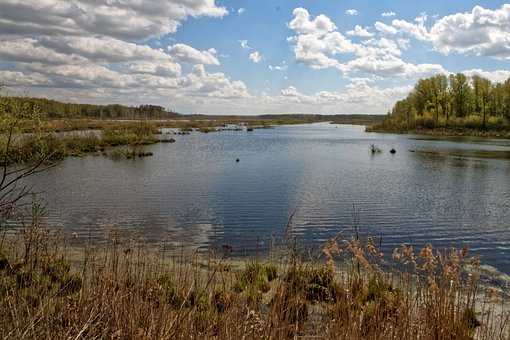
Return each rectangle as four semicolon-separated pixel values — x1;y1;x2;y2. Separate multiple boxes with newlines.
0;70;50;87
0;0;228;40
288;8;337;35
0;0;255;110
0;38;87;65
347;25;374;38
382;12;396;17
462;69;510;83
288;8;445;78
391;18;430;41
274;82;412;113
125;61;181;77
249;51;263;63
429;4;510;59
345;9;359;16
238;8;245;15
239;40;251;49
342;56;445;78
183;64;250;99
371;4;510;60
168;44;220;65
38;36;174;63
374;21;398;35
269;61;288;71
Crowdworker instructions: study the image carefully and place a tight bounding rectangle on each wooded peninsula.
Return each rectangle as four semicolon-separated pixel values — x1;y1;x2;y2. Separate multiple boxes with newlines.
370;73;510;137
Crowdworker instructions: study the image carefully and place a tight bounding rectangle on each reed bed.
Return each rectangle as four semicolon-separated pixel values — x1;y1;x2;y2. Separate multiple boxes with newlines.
0;123;159;165
0;211;508;339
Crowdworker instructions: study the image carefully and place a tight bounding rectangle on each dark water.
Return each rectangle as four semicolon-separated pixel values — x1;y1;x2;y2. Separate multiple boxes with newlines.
22;123;510;273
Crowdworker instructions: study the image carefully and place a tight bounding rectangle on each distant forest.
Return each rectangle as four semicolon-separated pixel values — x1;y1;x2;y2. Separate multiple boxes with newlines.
1;96;179;119
1;96;386;124
379;73;510;131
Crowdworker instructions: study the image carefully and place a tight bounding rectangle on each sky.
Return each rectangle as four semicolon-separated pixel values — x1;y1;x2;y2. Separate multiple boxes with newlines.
0;1;509;115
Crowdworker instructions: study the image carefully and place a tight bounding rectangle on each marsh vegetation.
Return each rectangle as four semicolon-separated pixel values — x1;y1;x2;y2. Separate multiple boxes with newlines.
0;206;508;339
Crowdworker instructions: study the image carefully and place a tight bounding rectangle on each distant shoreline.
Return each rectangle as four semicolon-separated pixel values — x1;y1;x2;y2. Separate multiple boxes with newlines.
366;126;510;139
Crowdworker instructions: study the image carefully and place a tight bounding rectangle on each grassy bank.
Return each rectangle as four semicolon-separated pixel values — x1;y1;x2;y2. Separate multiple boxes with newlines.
368;114;510;138
0;219;508;339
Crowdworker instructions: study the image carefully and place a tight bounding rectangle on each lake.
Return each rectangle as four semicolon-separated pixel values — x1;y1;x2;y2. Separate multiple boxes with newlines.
21;123;510;273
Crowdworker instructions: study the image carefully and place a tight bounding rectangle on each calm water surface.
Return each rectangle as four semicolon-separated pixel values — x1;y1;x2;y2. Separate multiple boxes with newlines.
24;123;510;272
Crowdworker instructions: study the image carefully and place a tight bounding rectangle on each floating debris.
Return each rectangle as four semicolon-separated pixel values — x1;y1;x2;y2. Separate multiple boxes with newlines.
370;144;382;153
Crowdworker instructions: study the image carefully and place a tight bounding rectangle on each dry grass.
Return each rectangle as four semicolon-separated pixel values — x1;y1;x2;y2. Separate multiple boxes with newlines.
0;122;160;165
0;214;509;339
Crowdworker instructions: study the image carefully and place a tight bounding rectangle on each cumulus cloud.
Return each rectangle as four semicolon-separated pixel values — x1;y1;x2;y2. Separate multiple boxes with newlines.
345;9;359;16
38;36;174;63
371;4;510;60
183;64;250;99
429;4;510;59
462;69;510;83
374;21;398;35
168;44;220;65
0;70;50;87
288;8;337;34
0;38;87;65
0;0;256;109
347;25;374;38
287;8;445;78
125;62;181;78
382;12;396;17
249;51;263;63
275;82;412;113
391;18;430;41
0;0;228;40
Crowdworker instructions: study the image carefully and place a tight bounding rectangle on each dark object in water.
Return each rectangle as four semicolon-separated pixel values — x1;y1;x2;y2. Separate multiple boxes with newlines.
247;127;254;132
161;138;176;143
236;158;240;162
390;148;396;154
138;151;153;158
370;144;382;154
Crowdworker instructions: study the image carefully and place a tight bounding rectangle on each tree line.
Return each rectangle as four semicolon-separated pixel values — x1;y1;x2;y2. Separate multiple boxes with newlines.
386;73;510;130
1;96;179;119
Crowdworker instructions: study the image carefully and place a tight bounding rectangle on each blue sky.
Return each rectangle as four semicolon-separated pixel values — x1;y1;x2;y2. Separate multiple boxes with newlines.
0;1;509;114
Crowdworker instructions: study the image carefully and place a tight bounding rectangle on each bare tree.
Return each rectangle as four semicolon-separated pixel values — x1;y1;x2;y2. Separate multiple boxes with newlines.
0;88;56;220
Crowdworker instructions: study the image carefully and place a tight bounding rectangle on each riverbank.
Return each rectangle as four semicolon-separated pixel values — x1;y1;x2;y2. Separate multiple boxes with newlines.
367;126;510;139
0;222;508;340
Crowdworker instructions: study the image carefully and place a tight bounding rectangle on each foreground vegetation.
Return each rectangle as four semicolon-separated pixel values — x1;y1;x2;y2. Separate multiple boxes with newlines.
369;73;510;137
0;206;508;339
